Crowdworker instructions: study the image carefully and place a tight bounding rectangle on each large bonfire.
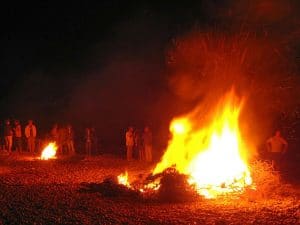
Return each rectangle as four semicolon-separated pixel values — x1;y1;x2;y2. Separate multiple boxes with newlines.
119;89;254;199
152;89;252;198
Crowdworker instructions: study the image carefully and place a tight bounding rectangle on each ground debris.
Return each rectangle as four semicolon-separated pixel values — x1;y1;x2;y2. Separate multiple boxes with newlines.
0;154;298;225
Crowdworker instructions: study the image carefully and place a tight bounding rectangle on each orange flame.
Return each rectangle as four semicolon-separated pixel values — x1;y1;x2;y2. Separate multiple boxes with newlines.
153;90;252;198
40;142;58;160
117;171;131;187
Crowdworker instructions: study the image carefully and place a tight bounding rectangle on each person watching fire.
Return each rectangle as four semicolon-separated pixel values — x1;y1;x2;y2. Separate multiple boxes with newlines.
125;127;134;161
142;126;153;162
266;130;288;169
4;120;13;153
85;127;92;157
13;120;22;152
25;120;37;154
66;125;75;155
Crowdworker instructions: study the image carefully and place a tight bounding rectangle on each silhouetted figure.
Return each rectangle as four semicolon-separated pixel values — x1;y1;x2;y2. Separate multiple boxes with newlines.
13;120;22;152
66;125;75;155
266;130;288;170
142;126;153;162
58;126;67;155
4;120;13;153
125;127;134;161
85;128;92;157
25;120;37;154
134;129;143;160
50;123;59;143
91;128;98;155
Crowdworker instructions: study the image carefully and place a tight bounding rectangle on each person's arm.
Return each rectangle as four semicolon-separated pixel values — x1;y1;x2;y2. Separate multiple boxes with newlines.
34;126;37;137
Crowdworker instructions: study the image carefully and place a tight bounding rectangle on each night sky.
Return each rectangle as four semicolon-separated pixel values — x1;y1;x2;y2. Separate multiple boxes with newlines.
0;1;207;148
1;1;300;152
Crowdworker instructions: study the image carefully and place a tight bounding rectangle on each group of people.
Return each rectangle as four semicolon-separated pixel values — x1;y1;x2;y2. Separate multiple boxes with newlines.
48;124;98;156
1;119;37;154
49;123;75;156
0;117;289;168
125;126;153;162
0;119;99;157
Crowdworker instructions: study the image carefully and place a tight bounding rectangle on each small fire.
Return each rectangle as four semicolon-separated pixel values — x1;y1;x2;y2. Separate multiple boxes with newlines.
41;142;58;160
117;172;131;187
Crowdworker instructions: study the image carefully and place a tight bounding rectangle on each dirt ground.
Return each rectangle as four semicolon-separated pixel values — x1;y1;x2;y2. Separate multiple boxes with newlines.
0;152;299;225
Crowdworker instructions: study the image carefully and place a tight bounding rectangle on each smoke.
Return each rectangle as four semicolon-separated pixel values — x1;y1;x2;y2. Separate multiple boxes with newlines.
65;12;175;152
4;1;300;155
165;0;300;153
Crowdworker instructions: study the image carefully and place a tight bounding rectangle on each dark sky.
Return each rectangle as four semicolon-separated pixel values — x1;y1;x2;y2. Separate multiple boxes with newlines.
1;1;299;151
0;1;211;148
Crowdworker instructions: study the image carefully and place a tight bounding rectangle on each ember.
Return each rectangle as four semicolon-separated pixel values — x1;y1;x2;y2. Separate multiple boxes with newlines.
40;142;58;160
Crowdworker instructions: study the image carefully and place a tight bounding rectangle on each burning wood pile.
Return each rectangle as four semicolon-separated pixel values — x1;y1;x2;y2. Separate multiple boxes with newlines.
86;90;259;201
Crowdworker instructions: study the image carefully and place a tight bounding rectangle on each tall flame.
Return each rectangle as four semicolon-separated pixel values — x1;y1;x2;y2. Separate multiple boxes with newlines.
41;142;58;160
153;90;252;198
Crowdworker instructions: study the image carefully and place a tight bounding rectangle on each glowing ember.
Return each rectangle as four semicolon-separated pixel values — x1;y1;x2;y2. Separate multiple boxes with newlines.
117;171;131;187
153;90;252;198
40;142;58;160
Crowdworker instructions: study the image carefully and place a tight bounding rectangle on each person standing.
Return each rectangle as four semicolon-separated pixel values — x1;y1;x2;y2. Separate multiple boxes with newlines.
134;129;143;160
91;128;98;155
50;123;59;143
4;120;13;153
142;126;153;162
14;120;22;152
25;120;37;154
266;130;288;169
66;125;75;155
125;127;134;161
85;128;92;157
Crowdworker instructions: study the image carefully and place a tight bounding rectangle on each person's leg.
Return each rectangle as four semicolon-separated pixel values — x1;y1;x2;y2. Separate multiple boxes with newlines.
8;136;12;152
87;141;91;156
71;141;75;155
66;142;70;155
4;137;7;151
89;142;92;156
127;146;133;161
18;138;22;152
32;138;36;154
15;137;20;152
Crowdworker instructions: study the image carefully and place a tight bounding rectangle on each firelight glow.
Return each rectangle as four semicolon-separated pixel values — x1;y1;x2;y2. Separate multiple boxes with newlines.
41;142;58;160
117;171;131;187
153;90;252;198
